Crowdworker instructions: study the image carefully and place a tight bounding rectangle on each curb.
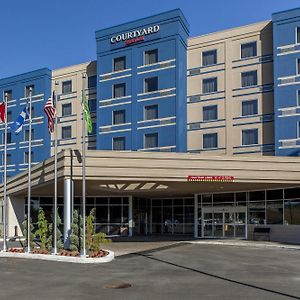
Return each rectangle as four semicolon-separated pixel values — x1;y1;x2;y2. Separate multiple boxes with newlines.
0;250;114;264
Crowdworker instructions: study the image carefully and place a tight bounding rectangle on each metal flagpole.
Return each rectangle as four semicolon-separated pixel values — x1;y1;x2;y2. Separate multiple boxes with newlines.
53;82;59;254
27;87;32;253
3;92;8;252
81;73;86;257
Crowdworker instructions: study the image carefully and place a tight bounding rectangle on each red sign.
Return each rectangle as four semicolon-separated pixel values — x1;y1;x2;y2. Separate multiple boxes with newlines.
187;175;234;182
125;36;145;46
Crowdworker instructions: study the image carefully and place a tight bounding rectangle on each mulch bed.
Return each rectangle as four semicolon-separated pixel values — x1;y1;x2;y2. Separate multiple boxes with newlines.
8;248;24;253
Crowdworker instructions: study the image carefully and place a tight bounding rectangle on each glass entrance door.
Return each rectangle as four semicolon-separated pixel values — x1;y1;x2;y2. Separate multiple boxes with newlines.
201;206;247;239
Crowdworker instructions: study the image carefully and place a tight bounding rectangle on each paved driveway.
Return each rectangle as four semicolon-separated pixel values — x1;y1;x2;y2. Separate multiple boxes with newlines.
0;243;300;300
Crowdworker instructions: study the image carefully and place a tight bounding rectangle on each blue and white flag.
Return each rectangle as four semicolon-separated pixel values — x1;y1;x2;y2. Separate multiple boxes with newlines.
14;105;30;134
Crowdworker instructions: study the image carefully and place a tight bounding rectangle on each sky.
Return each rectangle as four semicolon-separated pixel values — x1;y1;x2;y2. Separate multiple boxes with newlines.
0;0;299;79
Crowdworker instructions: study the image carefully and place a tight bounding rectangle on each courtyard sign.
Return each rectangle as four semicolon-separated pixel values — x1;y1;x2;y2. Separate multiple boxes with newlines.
187;175;235;182
110;25;160;45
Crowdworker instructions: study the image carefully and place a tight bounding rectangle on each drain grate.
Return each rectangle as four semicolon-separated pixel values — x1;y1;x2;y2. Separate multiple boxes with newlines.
104;283;132;289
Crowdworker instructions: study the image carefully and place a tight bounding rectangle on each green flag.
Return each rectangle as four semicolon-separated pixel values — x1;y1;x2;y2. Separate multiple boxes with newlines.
84;96;93;134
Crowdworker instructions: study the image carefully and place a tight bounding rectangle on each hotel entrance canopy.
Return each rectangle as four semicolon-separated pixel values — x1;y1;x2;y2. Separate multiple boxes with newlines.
2;149;300;198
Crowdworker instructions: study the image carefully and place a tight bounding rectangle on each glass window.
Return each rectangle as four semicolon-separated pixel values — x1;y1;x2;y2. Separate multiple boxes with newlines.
145;133;158;148
284;188;300;199
4;90;12;101
145;104;158;120
24;129;34;141
88;76;97;88
113;110;125;125
241;71;257;87
297;58;300;75
202;50;217;66
297;27;300;44
249;201;265;224
242;99;258;116
113;137;125;151
242;129;258;145
88;99;97;112
24;151;34;163
3;132;12;144
203;105;217;121
25;85;34;97
96;206;108;223
145;49;158;65
203;77;217;93
7;111;12;122
89;122;96;135
203;133;218;149
114;56;126;72
144;77;158;93
5;153;11;165
62;81;72;94
241;42;257;59
284;199;300;225
113;83;125;98
267;189;283;200
266;200;283;224
62;126;71;139
30;106;34;118
62;103;72;116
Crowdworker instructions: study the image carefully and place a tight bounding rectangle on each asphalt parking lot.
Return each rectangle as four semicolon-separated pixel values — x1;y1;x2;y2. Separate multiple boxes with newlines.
0;243;300;300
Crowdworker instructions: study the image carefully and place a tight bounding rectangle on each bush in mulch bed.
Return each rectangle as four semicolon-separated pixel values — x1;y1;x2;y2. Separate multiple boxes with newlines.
59;250;80;257
88;250;109;258
8;248;24;253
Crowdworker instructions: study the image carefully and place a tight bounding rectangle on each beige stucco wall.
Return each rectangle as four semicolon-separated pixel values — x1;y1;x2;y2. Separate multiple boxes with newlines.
187;21;274;156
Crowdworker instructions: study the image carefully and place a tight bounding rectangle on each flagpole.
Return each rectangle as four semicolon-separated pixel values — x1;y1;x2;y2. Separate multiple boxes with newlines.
3;92;8;252
27;87;32;253
53;83;58;255
81;73;86;257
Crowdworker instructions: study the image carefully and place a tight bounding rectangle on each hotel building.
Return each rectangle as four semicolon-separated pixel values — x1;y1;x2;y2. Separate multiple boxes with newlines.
1;8;300;244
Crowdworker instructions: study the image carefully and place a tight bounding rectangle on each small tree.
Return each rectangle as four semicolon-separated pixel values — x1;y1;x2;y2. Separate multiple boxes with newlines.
35;208;50;250
48;208;63;252
22;215;35;249
69;209;83;252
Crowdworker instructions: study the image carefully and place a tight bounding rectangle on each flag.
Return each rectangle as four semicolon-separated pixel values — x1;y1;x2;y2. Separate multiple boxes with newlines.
0;102;5;123
44;91;56;133
14;105;29;134
83;96;93;134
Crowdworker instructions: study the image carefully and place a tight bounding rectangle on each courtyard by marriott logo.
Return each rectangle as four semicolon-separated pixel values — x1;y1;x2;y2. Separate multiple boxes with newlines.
187;175;235;182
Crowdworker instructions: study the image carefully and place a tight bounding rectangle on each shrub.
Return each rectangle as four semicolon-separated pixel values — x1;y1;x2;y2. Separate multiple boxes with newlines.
48;208;63;252
69;209;83;252
35;208;50;250
22;215;35;249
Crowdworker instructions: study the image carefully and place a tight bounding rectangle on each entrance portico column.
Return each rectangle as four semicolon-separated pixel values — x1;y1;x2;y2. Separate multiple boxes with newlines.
64;178;73;248
194;195;198;238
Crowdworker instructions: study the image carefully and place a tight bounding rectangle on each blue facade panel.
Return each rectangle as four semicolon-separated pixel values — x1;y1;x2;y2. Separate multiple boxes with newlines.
0;69;51;181
96;9;189;152
273;8;300;156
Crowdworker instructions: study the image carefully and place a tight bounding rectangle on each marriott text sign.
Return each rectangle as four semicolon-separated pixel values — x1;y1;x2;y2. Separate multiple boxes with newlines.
110;25;160;44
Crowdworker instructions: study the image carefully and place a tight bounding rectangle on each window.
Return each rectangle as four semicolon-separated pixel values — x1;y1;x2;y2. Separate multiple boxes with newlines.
298;122;300;138
25;85;34;97
297;90;300;106
62;80;72;94
203;133;218;149
88;76;97;88
3;132;11;144
297;27;300;44
241;42;257;59
203;105;218;121
113;83;125;98
203;77;217;93
242;129;258;145
7;111;12;122
114;56;126;72
297;58;300;75
113;110;125;125
144;133;158;148
24;151;34;164
6;154;11;165
145;105;158;120
88;99;97;112
144;77;158;93
24;129;34;141
4;90;12;101
62;103;72;116
30;106;34;118
242;100;258;116
62;126;72;139
202;50;217;66
113;137;125;151
241;71;257;87
145;49;158;65
89;122;97;135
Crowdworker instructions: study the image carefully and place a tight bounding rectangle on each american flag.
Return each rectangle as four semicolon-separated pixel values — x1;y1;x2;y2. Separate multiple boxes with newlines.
44;91;56;133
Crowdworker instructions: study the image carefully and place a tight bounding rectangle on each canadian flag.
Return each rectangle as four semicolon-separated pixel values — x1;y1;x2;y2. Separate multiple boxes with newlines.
0;102;5;123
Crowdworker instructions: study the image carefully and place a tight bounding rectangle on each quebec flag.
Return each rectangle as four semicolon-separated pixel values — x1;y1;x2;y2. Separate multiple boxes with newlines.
14;105;30;134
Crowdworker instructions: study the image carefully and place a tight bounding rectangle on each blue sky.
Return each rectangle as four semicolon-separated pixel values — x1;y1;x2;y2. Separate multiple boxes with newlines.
0;0;299;78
